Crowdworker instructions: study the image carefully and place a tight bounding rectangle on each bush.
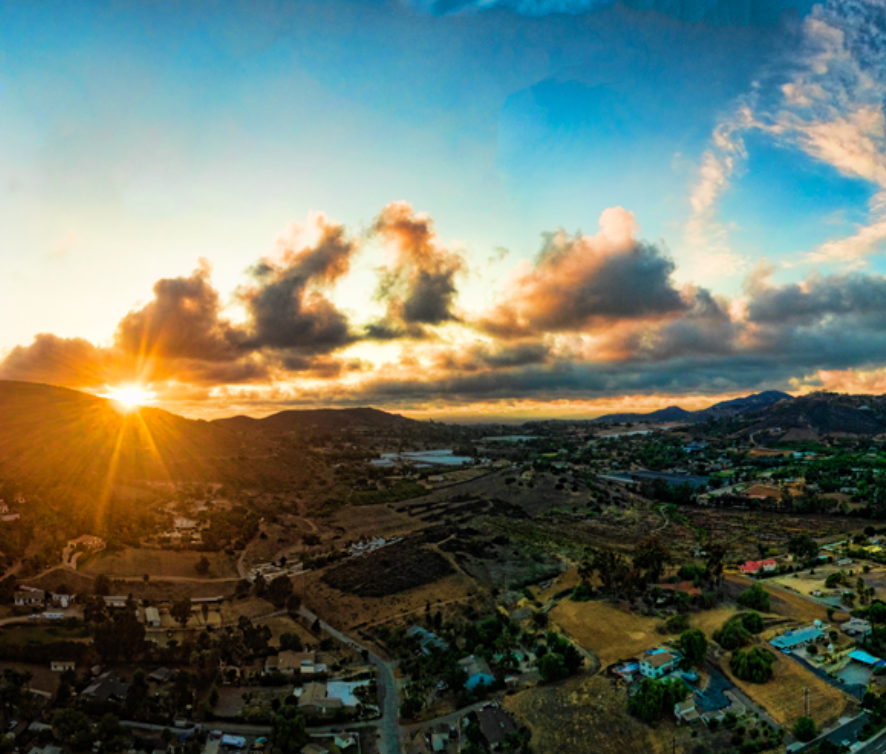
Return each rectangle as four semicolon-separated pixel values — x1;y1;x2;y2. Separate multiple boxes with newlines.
792;715;817;742
678;629;708;667
741;612;765;634
730;647;775;684
628;678;688;725
665;614;690;634
713;619;751;651
737;584;770;612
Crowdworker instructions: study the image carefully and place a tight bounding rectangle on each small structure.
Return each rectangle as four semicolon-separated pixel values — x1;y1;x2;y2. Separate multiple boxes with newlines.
674;697;701;724
297;682;343;717
458;655;495;690
770;625;825;652
740;559;777;575
82;672;131;702
69;535;106;551
842;618;872;637
220;735;246;749
144;607;161;628
266;651;327;677
639;650;679;679
49;593;74;608
476;706;518;750
407;625;449;654
14;588;45;607
301;744;329;754
148;667;174;684
50;660;75;672
848;649;885;669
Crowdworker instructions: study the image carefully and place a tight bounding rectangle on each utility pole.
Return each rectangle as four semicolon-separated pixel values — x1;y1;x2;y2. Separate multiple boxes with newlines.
805;686;810;717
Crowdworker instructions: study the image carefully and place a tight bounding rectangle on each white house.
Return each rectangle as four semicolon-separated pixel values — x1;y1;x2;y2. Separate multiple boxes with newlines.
639;651;679;679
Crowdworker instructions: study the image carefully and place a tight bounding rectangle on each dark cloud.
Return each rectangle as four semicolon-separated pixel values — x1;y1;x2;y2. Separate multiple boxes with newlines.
116;260;246;362
367;201;465;339
480;208;693;338
241;214;358;354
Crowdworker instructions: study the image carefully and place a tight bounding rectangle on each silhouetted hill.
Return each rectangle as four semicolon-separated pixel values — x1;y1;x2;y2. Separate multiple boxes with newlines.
0;381;311;490
745;392;886;437
214;406;419;434
591;391;791;425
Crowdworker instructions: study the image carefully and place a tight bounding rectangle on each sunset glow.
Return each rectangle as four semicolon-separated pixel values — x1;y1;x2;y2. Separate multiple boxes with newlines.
102;386;156;410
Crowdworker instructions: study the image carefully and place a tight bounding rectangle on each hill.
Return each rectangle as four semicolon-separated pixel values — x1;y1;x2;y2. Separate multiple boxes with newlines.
744;392;886;438
214;406;419;434
0;381;315;491
591;391;791;425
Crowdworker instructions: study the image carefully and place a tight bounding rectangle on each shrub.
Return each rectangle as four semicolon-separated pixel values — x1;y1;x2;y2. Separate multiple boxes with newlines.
737;584;770;612
741;612;765;634
713;619;751;651
792;715;816;742
730;647;775;684
627;678;688;725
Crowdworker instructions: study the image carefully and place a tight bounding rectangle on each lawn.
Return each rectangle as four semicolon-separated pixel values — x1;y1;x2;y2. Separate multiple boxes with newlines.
721;650;856;729
549;600;662;666
0;623;91;645
82;548;239;579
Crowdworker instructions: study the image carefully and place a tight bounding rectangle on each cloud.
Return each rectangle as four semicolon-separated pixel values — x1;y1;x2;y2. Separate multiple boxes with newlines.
367;201;466;338
116;259;246;363
239;212;359;354
480;207;693;337
0;334;120;388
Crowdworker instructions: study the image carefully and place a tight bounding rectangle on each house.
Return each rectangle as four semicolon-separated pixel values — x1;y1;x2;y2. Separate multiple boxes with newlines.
69;534;106;551
656;581;702;597
50;660;75;672
458;655;495;690
14;588;45;607
407;625;449;654
675;697;701;724
640;650;679;679
770;625;825;651
144;606;161;628
266;651;327;677
174;517;198;530
740;559;777;575
81;672;131;701
297;682;343;717
50;593;74;609
103;595;130;609
476;706;519;750
842;618;873;637
848;650;886;668
27;747;62;754
148;667;174;683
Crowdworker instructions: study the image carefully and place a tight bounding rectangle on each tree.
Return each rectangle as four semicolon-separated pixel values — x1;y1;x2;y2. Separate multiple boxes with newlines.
633;535;672;584
270;704;308;750
737;584;770;612
730;647;775;684
793;715;817;742
171;598;193;629
678;629;708;667
267;575;294;608
93;573;112;596
194;555;210;576
705;543;727;593
741;612;765;634
788;534;819;564
52;708;93;750
714;619;751;650
870;601;886;624
537;653;568;683
628;678;688;724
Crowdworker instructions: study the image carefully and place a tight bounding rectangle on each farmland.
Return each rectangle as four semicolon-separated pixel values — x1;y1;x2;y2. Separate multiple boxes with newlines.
720;651;857;729
82;548;240;579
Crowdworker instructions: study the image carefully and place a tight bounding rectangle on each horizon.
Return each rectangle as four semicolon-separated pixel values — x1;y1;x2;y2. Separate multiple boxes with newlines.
2;1;886;417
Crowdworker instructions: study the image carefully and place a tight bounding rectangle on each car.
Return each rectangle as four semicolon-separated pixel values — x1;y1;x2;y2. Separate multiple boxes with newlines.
6;720;16;731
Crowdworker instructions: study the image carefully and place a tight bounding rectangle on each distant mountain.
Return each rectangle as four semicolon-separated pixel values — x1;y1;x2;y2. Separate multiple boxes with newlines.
591;391;792;425
745;392;886;438
589;405;693;425
214;406;419;434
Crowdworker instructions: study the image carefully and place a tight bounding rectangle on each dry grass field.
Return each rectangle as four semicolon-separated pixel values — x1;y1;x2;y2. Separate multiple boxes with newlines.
83;548;239;579
721;651;856;729
505;674;682;754
549;600;662;665
688;606;739;636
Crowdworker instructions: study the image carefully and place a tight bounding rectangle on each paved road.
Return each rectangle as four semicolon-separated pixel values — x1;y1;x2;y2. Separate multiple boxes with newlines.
858;727;886;754
298;605;402;754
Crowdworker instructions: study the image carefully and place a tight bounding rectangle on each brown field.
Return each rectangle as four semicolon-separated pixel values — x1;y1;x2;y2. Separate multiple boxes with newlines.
532;568;582;603
724;574;842;624
260;614;317;647
506;674;685;754
83;548;239;579
688;606;739;636
721;651;856;729
549;600;662;666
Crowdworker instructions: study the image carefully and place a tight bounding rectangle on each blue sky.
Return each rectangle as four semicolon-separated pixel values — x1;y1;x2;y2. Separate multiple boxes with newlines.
2;0;886;418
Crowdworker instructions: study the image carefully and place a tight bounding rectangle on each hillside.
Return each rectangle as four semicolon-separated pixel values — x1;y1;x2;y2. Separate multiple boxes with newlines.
214;406;419;434
0;381;313;490
744;392;886;438
592;391;791;425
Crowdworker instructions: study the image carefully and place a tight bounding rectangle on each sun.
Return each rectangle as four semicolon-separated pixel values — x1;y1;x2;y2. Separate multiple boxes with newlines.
101;385;156;410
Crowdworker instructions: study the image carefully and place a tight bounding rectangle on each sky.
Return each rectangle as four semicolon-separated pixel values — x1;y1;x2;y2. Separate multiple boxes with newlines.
2;0;886;421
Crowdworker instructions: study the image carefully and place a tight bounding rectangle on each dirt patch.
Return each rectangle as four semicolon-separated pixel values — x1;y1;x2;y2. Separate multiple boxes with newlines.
720;650;856;729
83;548;239;579
505;674;678;754
549;600;662;666
321;539;454;597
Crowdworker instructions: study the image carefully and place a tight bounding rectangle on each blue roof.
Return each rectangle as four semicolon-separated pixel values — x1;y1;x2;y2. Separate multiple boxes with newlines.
848;650;885;667
771;626;823;649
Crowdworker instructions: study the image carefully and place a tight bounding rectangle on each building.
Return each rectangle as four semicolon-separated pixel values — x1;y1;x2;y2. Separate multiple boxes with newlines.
740;559;777;575
82;672;131;702
770;625;825;651
14;588;45;607
674;697;701;724
297;682;343;717
640;650;679;679
144;607;161;628
266;651;328;677
301;745;329;754
458;655;495;690
148;667;174;683
50;660;75;672
49;593;74;609
407;625;449;654
476;706;519;750
848;650;886;669
842;618;872;637
68;535;106;551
